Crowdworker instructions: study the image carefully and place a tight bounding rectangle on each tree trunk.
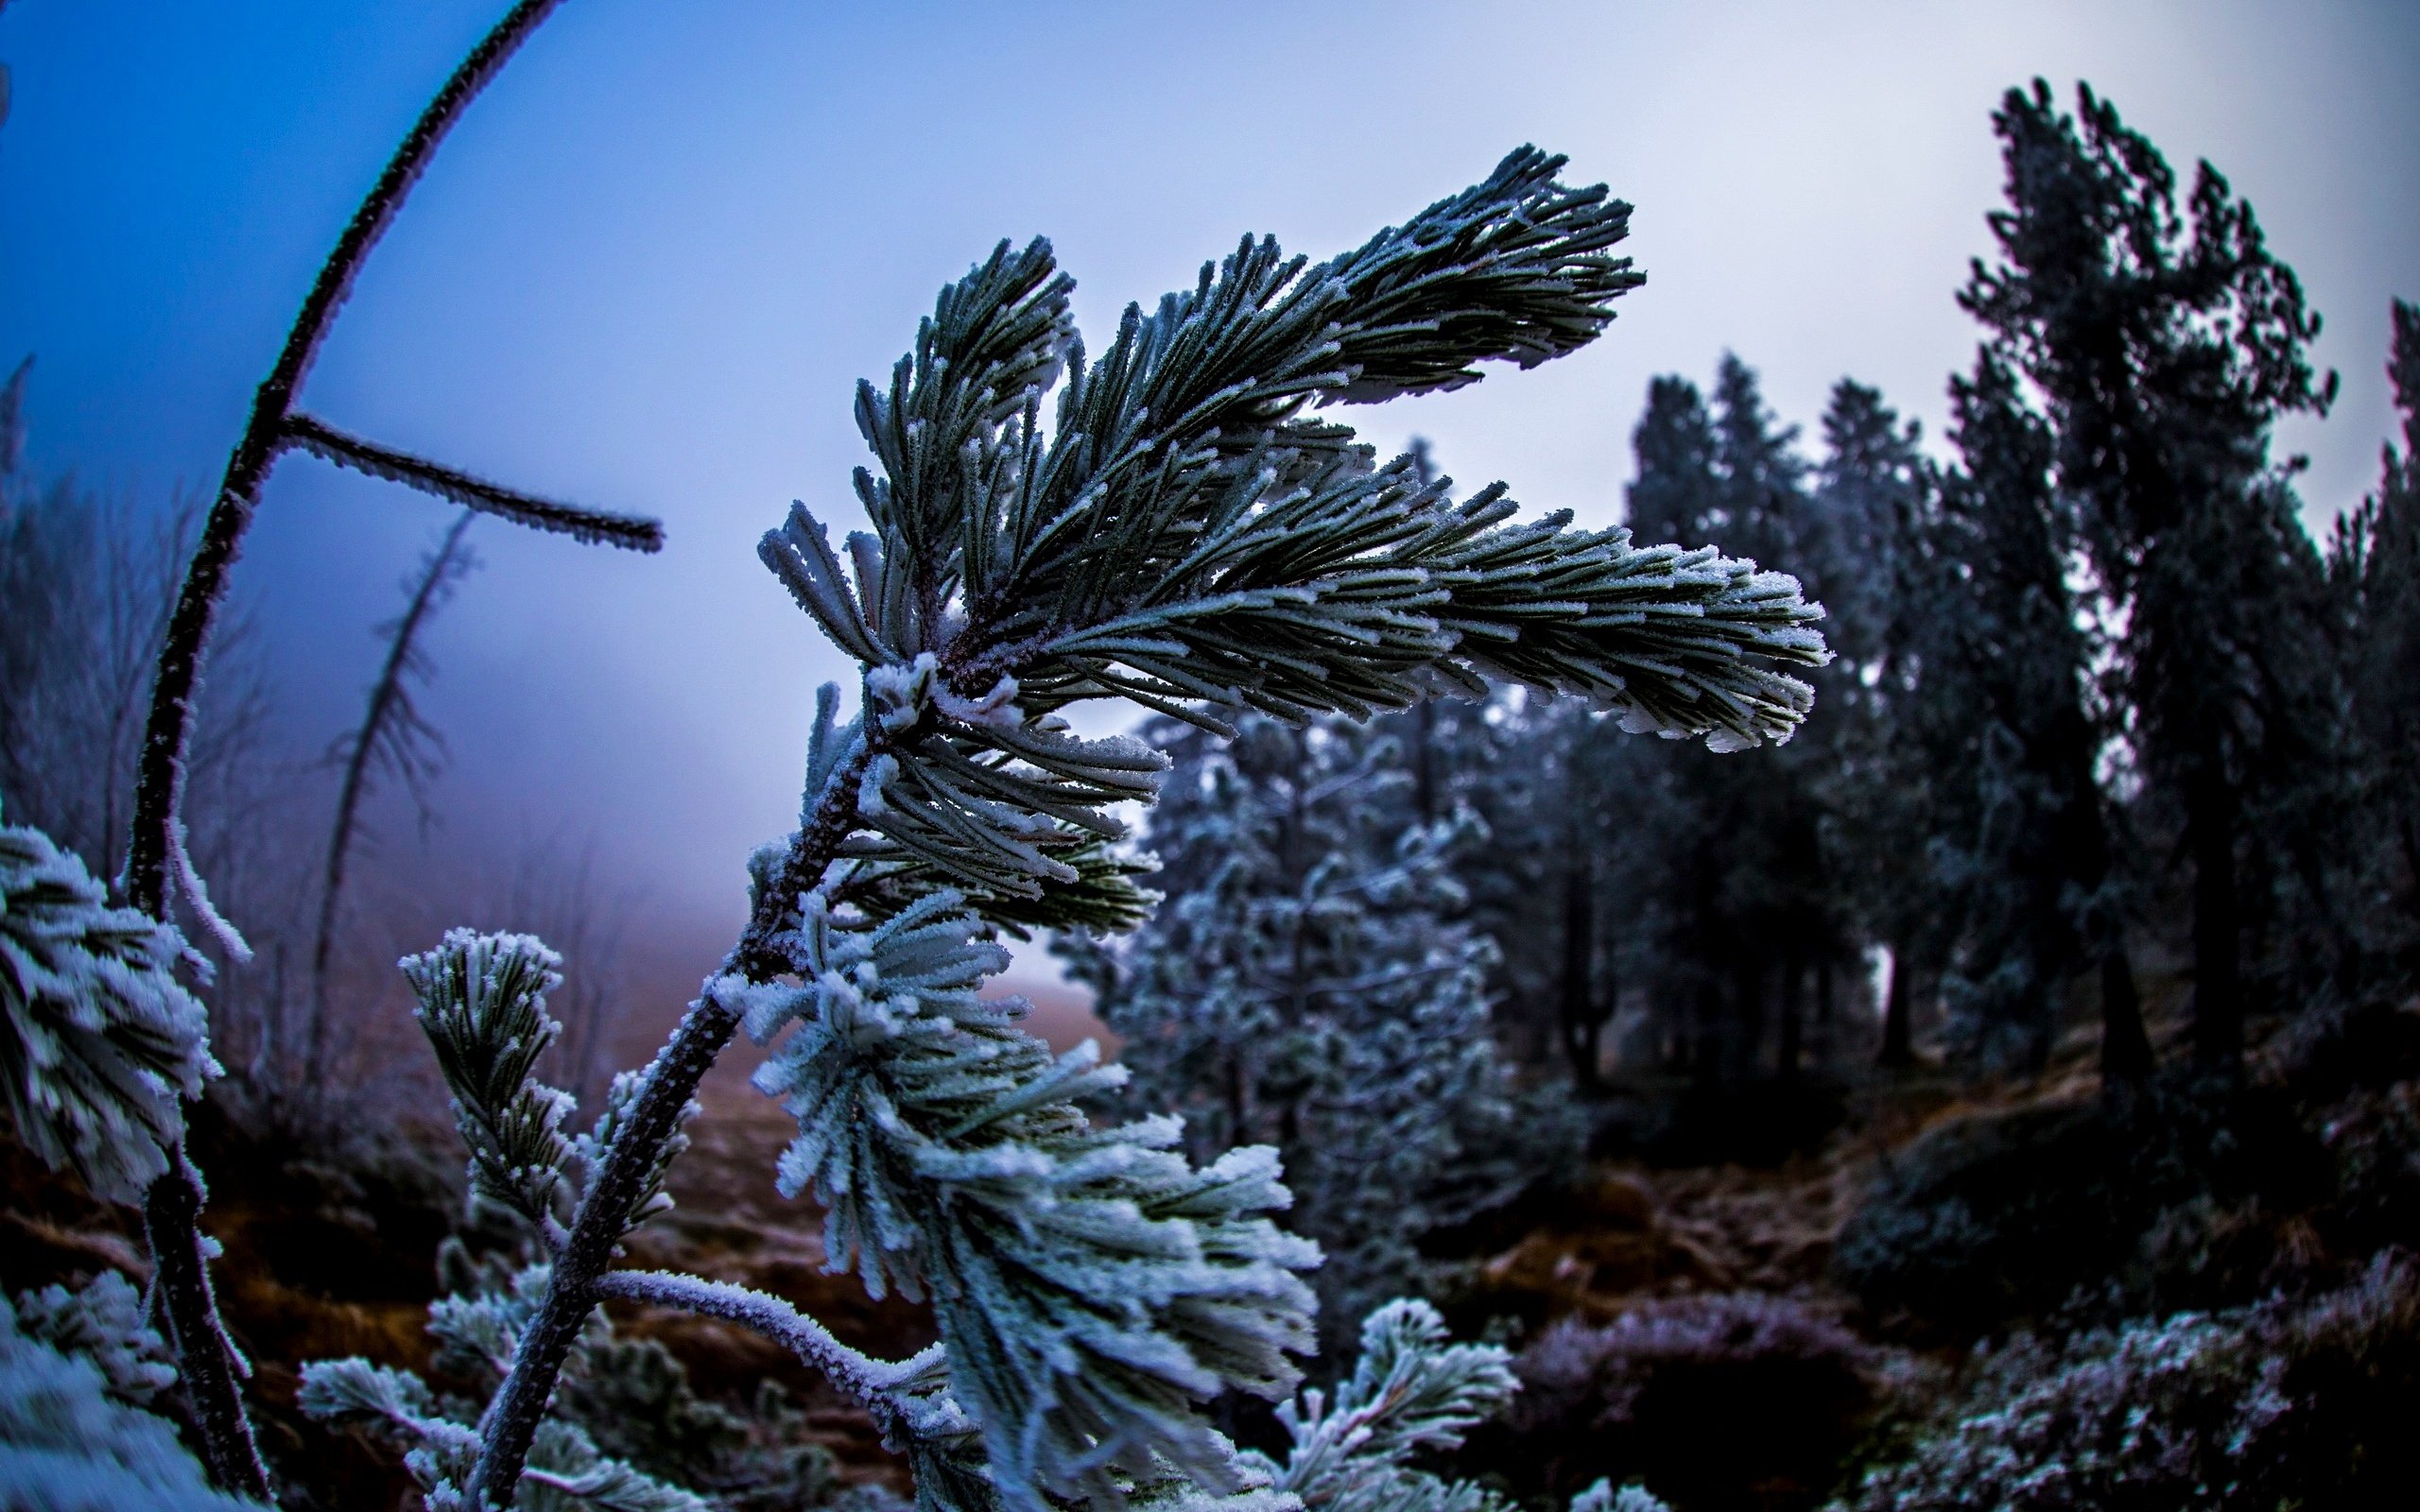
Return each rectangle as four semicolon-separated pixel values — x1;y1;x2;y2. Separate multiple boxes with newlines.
2399;807;2420;927
1730;954;1766;1084
1223;1053;1251;1152
1693;983;1724;1085
1559;854;1600;1089
2099;937;2153;1083
2187;769;2244;1079
1777;950;1805;1082
1877;945;1914;1068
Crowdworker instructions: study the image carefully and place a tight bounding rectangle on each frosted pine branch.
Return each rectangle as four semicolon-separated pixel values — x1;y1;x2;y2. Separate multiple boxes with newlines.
590;1269;934;1420
739;885;1318;1512
0;803;219;1205
468;144;1830;1512
401;930;580;1232
1263;1299;1515;1504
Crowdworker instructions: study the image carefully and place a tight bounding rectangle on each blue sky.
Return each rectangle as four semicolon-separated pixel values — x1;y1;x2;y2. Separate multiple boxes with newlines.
4;1;2416;971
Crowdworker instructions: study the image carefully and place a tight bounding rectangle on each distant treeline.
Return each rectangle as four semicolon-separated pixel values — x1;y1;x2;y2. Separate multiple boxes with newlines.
1085;80;2420;1164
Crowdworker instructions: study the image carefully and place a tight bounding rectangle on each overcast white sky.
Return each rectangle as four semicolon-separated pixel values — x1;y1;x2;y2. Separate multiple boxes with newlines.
4;1;2416;971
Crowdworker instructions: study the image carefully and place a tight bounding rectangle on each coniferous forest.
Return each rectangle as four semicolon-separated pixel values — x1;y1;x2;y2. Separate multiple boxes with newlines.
4;9;2418;1511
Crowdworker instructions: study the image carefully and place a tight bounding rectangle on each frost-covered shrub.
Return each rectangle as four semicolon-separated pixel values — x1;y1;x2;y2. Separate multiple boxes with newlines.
13;1270;177;1406
0;797;217;1202
1832;1084;2327;1334
0;1290;264;1512
1249;1297;1516;1512
302;1245;880;1512
1497;1294;1875;1512
1249;1297;1664;1512
1837;1249;2420;1511
300;933;728;1512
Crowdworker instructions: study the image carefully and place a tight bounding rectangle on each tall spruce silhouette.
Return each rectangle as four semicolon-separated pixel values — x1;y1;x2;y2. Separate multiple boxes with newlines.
1964;80;2337;1080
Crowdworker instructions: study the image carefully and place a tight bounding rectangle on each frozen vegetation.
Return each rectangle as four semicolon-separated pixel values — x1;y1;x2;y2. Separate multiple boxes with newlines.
3;9;2418;1511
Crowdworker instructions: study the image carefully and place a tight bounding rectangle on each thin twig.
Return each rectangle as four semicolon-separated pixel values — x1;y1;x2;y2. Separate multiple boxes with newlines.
119;3;572;1495
281;413;663;552
593;1269;930;1432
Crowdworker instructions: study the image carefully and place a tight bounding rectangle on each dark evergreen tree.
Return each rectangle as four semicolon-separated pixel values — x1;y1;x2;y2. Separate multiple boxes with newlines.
2331;301;2420;950
1924;354;2152;1081
1616;375;1733;1080
1806;380;1936;1072
1618;358;1842;1090
1963;80;2341;1078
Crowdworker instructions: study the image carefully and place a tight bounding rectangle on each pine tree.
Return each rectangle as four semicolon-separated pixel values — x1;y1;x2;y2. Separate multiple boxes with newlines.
2331;301;2420;948
306;513;482;1089
1963;80;2340;1078
1617;359;1839;1090
442;146;1826;1511
1805;380;1932;1073
1514;697;1638;1089
1077;712;1579;1344
84;7;1830;1488
1921;354;2152;1080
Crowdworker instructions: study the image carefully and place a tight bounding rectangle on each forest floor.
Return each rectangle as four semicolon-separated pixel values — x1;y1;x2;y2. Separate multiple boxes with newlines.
0;1063;2036;1503
2;981;2368;1509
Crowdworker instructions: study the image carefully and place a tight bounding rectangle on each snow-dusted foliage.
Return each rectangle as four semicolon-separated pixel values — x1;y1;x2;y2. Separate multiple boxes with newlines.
1243;1298;1665;1512
401;929;691;1240
369;143;1825;1512
1074;712;1578;1335
1836;1249;2420;1511
405;931;580;1228
1567;1486;1669;1512
0;1290;264;1512
302;1249;864;1512
1250;1298;1514;1512
739;883;1319;1511
14;1270;178;1406
301;1347;705;1512
0;797;218;1203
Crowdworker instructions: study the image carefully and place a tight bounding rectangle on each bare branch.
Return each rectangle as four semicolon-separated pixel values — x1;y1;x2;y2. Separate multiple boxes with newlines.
282;412;664;552
128;0;571;919
118;3;574;1494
